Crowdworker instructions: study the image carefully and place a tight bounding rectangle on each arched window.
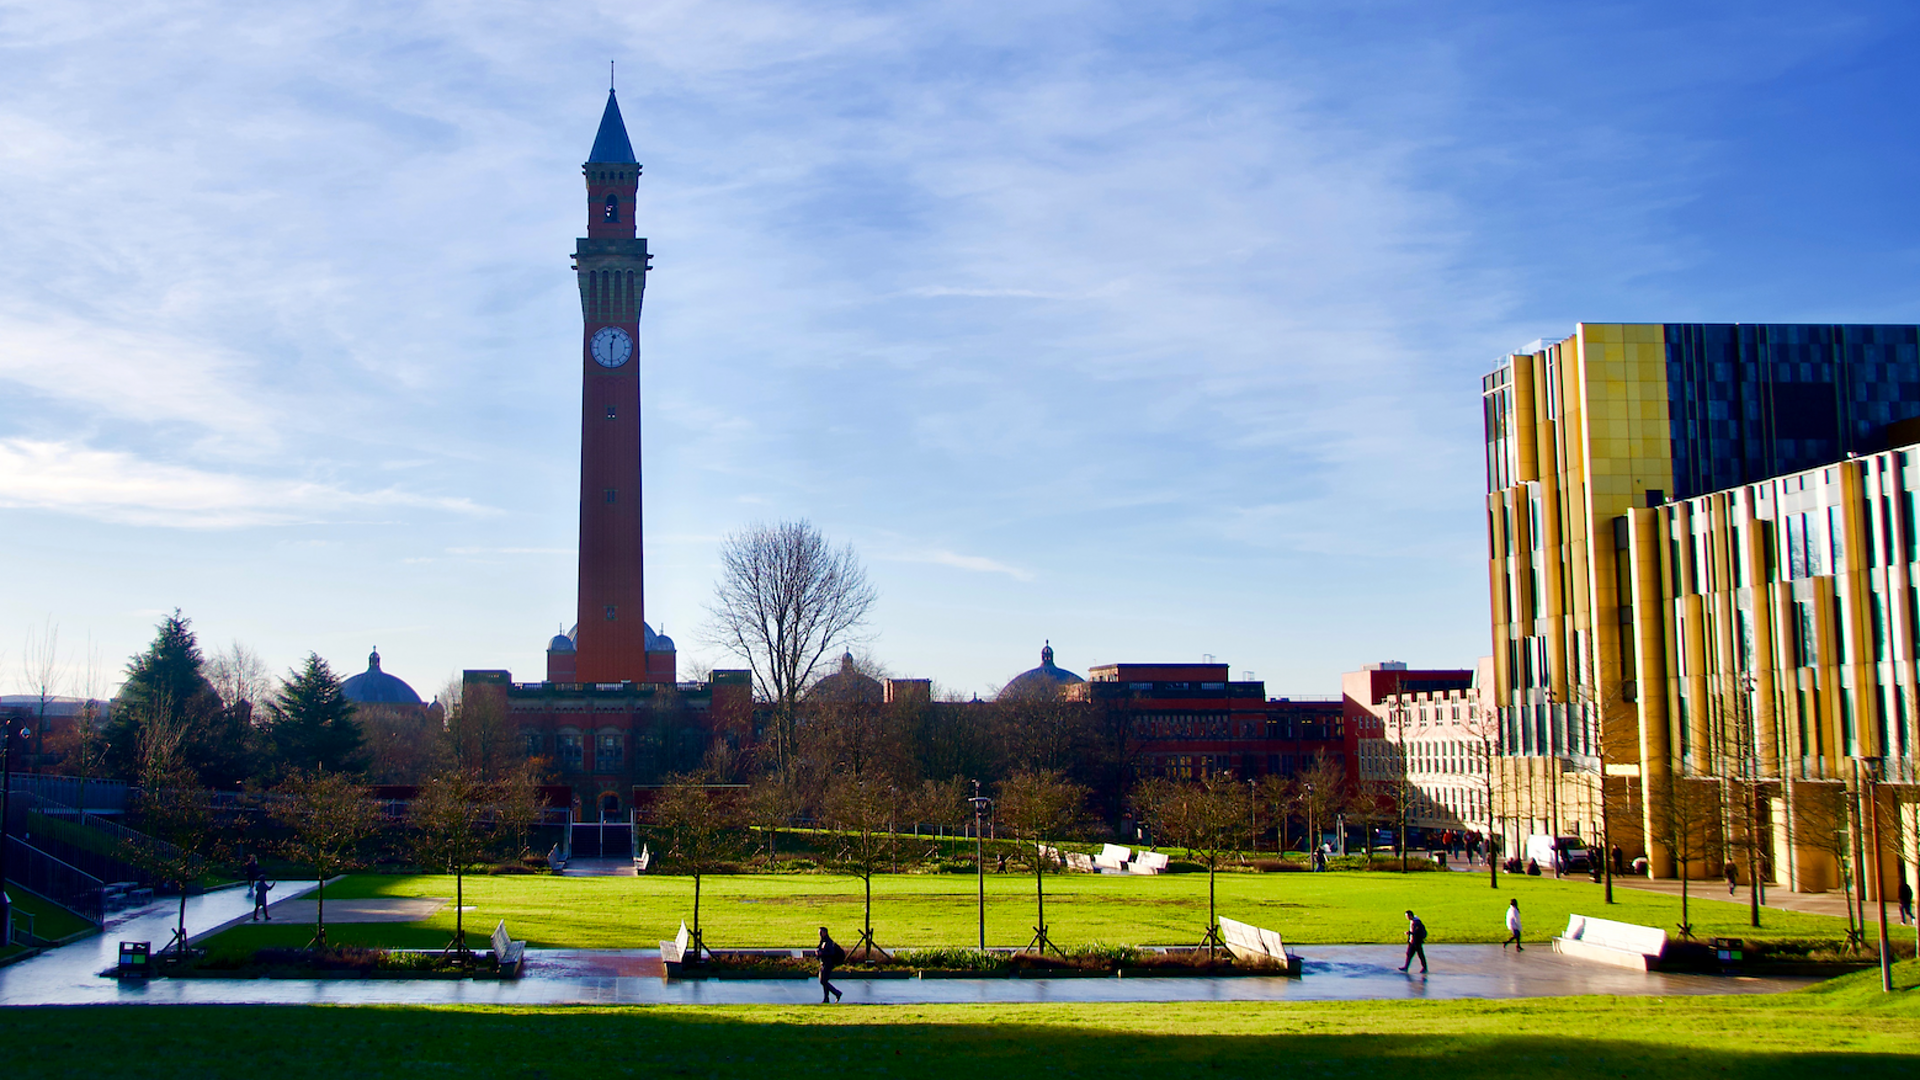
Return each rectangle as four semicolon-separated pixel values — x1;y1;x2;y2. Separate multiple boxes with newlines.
603;193;619;223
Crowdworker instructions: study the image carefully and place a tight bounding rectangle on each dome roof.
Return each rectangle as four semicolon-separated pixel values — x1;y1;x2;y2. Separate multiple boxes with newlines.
548;632;576;653
998;642;1085;701
807;650;883;704
340;649;423;706
645;622;675;653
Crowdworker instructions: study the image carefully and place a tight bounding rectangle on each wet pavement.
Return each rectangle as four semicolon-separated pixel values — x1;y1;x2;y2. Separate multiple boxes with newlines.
0;883;1818;1007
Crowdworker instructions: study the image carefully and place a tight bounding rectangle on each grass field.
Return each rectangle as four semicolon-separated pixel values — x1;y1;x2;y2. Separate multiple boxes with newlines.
205;868;1854;954
2;961;1915;1079
1;886;95;962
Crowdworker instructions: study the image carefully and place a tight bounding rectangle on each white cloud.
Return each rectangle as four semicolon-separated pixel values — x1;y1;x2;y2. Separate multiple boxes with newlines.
881;548;1034;581
0;438;492;528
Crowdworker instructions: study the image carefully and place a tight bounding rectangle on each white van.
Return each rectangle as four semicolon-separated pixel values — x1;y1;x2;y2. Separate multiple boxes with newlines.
1524;834;1590;873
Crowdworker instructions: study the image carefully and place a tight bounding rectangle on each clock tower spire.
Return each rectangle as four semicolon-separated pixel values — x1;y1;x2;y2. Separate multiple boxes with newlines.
565;87;672;684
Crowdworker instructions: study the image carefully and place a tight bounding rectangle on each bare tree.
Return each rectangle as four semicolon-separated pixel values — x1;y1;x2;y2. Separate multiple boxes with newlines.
443;679;514;781
1133;775;1248;954
276;768;382;947
703;520;878;772
651;774;747;961
825;771;901;958
21;617;62;771
1459;696;1502;888
1796;780;1864;949
410;770;503;962
999;770;1089;957
207;641;274;717
1295;750;1349;857
121;701;222;959
1646;769;1719;940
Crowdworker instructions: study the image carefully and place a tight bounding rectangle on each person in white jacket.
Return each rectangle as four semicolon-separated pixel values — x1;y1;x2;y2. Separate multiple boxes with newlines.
1502;898;1523;951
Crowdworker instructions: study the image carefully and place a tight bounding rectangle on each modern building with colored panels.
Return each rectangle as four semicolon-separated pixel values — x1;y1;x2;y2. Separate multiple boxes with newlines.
1485;323;1920;894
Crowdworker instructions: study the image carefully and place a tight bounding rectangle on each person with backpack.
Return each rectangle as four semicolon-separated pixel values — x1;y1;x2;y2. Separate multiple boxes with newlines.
1398;909;1428;973
1502;899;1523;951
817;926;845;1004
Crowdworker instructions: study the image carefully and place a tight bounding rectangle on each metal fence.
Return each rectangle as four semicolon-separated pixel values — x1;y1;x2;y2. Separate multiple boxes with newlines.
4;835;104;924
5;773;129;814
21;791;181;868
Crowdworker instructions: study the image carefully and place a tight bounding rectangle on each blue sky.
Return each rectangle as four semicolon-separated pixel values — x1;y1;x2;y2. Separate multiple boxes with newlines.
4;1;1920;701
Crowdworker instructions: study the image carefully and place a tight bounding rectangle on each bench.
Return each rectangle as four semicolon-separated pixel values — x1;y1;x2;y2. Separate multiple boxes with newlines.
660;920;693;974
489;920;526;977
1218;915;1303;976
547;843;566;872
1093;844;1132;872
1064;852;1096;872
1129;850;1170;875
1552;914;1666;970
634;843;652;872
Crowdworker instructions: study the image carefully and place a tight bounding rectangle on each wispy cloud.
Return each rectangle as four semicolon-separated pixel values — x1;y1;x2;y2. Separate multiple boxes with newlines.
881;548;1035;581
0;439;492;528
444;546;573;556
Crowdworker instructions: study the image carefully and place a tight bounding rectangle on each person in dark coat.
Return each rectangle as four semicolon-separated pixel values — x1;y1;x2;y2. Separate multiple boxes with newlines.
1899;878;1914;926
1397;910;1428;973
817;926;844;1003
251;878;275;921
1724;861;1739;896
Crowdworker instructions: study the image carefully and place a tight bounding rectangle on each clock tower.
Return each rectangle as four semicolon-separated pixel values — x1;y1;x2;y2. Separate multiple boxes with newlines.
564;88;674;685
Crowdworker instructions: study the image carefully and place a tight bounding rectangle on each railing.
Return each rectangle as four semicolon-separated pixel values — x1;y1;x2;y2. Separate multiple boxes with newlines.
4;836;104;924
6;773;129;814
21;791;181;868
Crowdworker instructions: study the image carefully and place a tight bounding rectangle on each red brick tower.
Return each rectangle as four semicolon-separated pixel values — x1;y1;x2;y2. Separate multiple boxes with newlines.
565;88;674;684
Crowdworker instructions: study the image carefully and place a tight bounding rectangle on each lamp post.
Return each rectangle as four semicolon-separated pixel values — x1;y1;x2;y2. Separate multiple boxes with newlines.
0;713;32;945
1248;778;1258;854
968;781;993;952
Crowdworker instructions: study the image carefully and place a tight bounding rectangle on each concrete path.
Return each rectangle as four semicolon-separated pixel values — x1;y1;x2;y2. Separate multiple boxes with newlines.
0;907;1819;1006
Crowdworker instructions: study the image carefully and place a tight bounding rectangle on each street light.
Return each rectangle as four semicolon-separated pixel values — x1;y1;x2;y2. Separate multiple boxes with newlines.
968;780;994;952
0;713;33;946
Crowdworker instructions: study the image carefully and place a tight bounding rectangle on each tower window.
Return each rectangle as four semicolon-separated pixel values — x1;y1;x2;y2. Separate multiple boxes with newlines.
605;404;617;419
605;605;617;621
604;488;617;504
603;193;619;223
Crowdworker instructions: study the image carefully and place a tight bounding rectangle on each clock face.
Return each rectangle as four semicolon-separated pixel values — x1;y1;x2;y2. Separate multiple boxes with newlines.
589;326;633;368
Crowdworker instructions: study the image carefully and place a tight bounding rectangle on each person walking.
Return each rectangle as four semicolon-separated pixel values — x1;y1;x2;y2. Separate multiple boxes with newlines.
251;878;276;921
1502;899;1523;951
816;926;845;1004
1724;861;1739;897
1397;910;1428;973
243;854;260;884
1899;878;1914;926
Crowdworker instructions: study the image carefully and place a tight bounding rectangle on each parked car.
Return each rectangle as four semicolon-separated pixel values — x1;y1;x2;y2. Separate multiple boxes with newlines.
1524;834;1590;873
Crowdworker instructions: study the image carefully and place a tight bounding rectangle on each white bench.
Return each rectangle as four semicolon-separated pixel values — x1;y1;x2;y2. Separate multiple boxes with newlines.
660;920;693;973
547;844;566;872
1093;844;1132;872
1552;914;1666;970
1129;850;1170;875
1037;844;1063;867
1064;852;1096;872
490;920;526;976
634;843;652;872
1218;915;1302;976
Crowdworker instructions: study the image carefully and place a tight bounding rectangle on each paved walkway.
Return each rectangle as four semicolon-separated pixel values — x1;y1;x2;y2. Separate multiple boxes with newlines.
0;884;1819;1006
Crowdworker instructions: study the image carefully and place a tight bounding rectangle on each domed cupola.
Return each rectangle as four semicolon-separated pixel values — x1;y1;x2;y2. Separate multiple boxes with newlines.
341;648;425;706
997;641;1086;701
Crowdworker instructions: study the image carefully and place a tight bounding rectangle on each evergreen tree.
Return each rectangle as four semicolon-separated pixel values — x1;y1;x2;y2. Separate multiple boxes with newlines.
266;654;365;775
109;610;228;782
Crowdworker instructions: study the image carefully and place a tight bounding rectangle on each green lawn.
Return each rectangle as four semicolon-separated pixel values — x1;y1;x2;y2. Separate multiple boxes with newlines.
209;868;1853;953
1;962;1915;1079
3;886;95;960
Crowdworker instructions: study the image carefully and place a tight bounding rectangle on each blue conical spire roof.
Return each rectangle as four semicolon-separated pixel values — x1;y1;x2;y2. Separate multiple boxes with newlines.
588;89;637;163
